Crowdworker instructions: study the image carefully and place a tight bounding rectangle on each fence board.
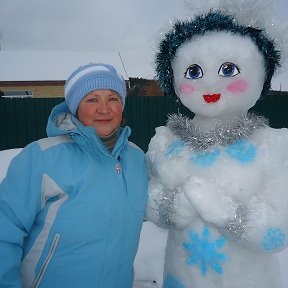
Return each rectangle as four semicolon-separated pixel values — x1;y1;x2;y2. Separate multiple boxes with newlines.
0;93;287;152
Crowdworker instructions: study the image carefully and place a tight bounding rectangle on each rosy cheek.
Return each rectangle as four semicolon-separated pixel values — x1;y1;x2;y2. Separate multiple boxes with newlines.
179;83;195;94
227;80;248;93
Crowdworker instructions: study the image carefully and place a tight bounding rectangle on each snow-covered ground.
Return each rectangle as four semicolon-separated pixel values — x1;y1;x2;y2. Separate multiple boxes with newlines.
1;148;288;287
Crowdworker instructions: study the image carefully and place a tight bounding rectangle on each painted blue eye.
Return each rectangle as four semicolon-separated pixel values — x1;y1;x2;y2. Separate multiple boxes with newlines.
184;64;203;79
218;62;240;77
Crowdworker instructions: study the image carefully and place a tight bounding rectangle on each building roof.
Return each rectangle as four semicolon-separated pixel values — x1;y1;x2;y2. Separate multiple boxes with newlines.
0;51;128;81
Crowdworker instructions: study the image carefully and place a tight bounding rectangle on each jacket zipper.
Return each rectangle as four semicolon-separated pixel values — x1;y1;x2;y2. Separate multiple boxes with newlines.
33;233;60;288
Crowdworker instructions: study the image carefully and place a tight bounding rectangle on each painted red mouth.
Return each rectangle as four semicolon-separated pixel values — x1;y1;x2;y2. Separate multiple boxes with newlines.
203;93;221;103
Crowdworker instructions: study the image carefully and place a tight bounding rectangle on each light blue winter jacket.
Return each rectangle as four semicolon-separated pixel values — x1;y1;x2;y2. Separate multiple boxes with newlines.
0;101;148;288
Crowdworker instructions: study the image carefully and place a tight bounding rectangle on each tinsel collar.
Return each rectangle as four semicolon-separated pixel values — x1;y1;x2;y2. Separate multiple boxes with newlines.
166;113;268;152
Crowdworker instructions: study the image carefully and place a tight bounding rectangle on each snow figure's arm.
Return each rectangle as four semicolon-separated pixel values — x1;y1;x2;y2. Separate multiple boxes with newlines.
0;143;44;286
145;126;197;229
224;130;288;252
235;168;288;253
182;167;288;253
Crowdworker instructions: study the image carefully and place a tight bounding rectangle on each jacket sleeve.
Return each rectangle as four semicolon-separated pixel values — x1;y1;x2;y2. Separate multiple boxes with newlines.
0;143;44;287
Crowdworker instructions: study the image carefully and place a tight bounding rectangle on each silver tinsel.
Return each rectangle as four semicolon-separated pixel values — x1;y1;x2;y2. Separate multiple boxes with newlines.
155;188;180;229
166;113;268;152
223;204;250;241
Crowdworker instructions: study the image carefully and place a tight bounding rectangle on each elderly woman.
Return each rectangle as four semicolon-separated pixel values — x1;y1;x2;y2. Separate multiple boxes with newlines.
0;63;148;288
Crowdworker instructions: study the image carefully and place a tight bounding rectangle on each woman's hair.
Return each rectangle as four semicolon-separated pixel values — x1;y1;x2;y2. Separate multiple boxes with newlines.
156;10;281;101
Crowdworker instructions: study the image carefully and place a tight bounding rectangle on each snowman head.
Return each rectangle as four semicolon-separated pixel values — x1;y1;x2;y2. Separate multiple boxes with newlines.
156;11;281;117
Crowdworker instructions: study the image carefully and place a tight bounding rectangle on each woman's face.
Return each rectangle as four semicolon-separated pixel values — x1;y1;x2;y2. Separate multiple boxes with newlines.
172;31;266;118
77;89;123;137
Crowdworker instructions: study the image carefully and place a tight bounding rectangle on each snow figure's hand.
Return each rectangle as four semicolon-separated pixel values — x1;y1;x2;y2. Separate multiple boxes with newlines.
145;179;196;230
183;176;238;228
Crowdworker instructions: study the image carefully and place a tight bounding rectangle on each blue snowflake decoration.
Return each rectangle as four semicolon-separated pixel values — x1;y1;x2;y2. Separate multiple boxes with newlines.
163;275;186;288
190;149;220;167
183;227;227;276
262;228;286;251
165;140;186;157
225;140;257;164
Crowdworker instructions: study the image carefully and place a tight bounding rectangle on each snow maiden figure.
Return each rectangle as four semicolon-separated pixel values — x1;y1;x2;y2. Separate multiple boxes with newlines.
145;1;288;288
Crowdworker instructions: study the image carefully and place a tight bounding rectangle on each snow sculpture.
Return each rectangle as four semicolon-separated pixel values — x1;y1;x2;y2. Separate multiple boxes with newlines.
145;1;288;287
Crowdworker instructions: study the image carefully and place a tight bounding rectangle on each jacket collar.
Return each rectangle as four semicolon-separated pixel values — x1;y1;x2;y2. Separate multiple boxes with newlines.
46;101;131;157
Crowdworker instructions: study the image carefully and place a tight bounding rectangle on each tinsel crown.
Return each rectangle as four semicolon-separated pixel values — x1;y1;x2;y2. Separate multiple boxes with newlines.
156;10;281;102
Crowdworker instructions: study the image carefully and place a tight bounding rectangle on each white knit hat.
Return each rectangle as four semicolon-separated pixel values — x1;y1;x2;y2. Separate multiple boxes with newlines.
64;63;126;115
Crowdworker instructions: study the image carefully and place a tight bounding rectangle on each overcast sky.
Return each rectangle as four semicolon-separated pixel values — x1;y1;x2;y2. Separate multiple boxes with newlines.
0;0;288;90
